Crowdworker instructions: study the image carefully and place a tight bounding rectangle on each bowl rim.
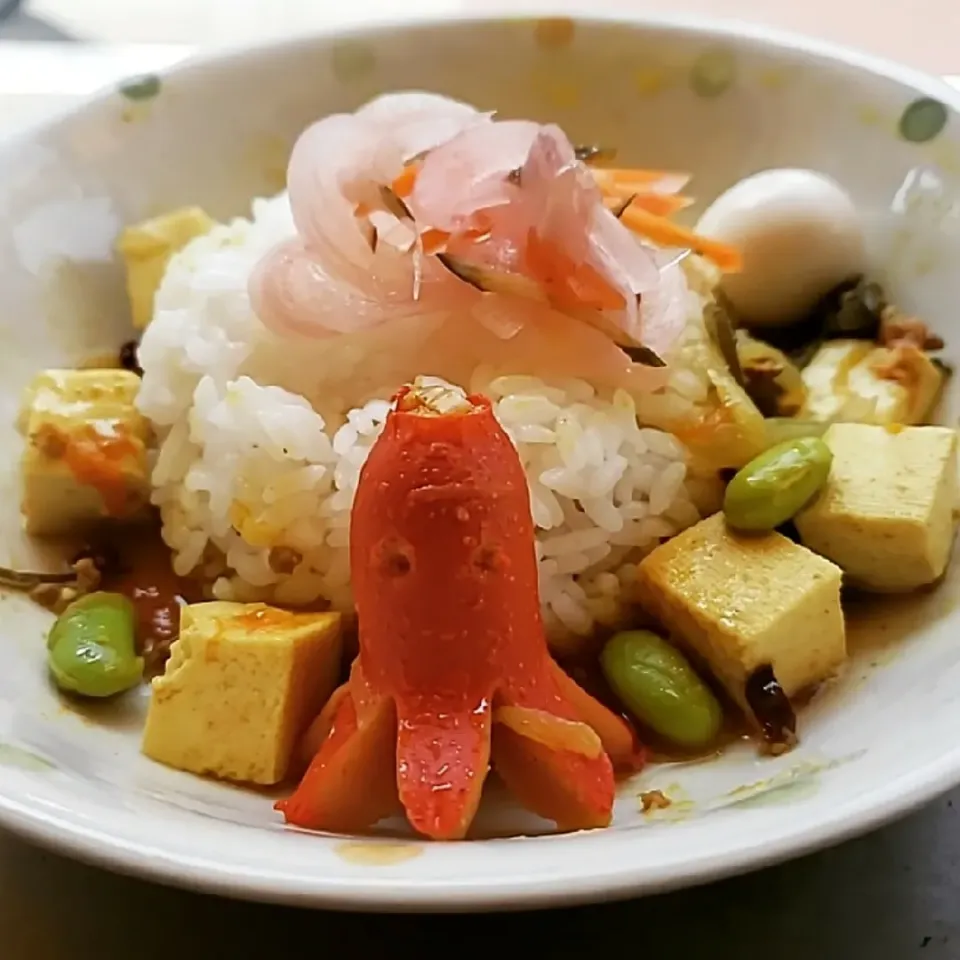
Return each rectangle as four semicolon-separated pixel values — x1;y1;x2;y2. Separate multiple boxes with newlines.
1;7;959;912
4;6;960;155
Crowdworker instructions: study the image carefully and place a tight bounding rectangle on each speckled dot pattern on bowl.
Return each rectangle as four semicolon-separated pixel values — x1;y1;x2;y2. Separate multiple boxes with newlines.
691;45;737;97
117;74;162;103
900;97;950;143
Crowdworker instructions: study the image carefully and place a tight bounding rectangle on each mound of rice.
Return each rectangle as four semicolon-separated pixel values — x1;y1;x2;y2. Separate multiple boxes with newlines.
137;193;722;651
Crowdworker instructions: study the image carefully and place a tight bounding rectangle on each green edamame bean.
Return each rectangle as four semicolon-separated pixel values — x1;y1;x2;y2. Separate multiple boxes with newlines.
723;437;833;532
47;592;143;698
600;630;722;749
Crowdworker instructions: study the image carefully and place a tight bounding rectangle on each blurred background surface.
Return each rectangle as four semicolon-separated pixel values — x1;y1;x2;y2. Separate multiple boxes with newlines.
2;0;958;73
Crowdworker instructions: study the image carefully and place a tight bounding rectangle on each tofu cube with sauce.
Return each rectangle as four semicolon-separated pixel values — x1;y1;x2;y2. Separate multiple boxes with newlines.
636;513;846;725
19;369;151;536
142;602;342;785
794;423;959;592
801;339;944;426
117;206;216;329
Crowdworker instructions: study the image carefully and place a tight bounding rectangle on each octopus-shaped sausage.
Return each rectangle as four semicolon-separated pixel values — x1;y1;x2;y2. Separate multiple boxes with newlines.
276;378;643;839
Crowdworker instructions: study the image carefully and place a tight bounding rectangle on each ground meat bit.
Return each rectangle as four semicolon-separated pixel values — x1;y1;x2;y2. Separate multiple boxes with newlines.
130;588;188;677
119;340;143;376
268;546;303;574
142;634;177;678
71;542;121;578
26;556;103;614
762;735;798;758
871;343;927;387
71;557;103;593
29;582;72;613
640;789;672;812
879;306;944;351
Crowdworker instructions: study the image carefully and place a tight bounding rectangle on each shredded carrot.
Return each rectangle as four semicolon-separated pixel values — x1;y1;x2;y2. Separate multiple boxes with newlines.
526;229;626;312
619;204;743;272
568;261;628;311
390;158;738;275
594;167;683;183
463;211;494;241
419;227;450;255
605;193;692;217
591;167;690;195
592;167;699;219
392;164;418;199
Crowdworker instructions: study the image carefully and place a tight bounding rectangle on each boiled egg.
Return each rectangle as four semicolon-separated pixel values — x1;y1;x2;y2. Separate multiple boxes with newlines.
696;168;866;328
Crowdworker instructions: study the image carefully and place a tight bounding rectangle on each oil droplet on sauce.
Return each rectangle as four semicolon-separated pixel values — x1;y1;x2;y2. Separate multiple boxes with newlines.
335;841;423;866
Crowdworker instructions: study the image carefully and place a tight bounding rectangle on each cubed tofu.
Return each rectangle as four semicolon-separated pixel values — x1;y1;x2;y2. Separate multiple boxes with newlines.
801;339;944;425
142;602;342;785
801;340;872;421
795;423;959;592
636;513;846;724
19;369;151;536
117;206;215;329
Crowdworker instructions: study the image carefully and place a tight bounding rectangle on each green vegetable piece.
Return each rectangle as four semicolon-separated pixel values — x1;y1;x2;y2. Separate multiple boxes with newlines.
724;437;833;532
47;592;143;698
705;301;745;387
763;418;830;448
601;630;722;749
118;74;161;102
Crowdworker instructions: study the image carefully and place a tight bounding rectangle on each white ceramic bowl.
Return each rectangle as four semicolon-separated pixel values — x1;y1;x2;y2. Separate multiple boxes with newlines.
1;11;960;912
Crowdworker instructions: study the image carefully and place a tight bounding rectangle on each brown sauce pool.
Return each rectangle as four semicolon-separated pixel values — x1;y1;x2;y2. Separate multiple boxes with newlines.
90;526;354;682
95;528;203;676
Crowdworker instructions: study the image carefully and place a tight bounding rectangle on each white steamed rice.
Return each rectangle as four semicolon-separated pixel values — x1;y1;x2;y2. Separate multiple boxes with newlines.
136;192;718;651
